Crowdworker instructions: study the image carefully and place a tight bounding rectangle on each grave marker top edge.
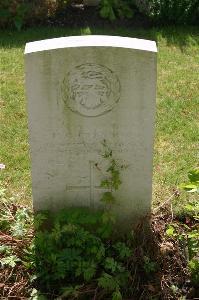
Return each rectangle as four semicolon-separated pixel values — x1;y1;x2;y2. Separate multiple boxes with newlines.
25;35;157;55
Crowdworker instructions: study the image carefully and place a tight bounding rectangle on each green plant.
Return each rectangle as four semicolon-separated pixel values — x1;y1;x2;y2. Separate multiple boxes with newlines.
1;255;21;268
180;229;199;286
143;255;157;274
179;168;199;194
32;143;131;298
0;0;30;30
0;189;34;297
136;0;199;25
188;257;199;286
0;0;68;30
166;169;199;286
166;221;199;286
100;139;125;202
33;207;132;298
99;0;134;21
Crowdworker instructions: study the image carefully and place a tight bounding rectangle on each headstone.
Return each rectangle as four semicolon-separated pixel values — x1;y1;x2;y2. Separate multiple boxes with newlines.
25;35;157;226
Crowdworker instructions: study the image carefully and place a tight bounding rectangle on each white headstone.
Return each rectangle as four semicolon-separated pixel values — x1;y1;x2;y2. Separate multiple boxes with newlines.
25;35;157;226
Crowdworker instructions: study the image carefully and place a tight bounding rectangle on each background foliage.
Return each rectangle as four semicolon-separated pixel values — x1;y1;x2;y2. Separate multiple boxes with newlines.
0;0;198;30
0;0;69;30
139;0;199;25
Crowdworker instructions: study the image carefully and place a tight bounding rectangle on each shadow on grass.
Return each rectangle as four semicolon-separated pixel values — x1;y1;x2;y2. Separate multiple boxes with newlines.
155;26;199;51
0;25;198;51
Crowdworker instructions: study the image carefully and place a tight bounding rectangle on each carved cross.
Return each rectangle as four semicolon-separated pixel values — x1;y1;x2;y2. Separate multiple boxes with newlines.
66;161;108;207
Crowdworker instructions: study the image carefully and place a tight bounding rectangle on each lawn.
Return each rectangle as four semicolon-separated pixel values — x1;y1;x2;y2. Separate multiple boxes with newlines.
0;26;198;207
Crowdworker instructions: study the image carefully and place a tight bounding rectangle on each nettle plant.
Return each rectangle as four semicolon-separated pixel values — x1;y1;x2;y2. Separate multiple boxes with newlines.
32;140;132;299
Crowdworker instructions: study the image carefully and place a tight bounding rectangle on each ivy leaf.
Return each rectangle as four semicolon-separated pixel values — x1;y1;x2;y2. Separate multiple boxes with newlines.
101;192;115;203
101;179;111;189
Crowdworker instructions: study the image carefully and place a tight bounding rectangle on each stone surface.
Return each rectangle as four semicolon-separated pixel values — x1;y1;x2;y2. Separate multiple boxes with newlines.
25;35;157;226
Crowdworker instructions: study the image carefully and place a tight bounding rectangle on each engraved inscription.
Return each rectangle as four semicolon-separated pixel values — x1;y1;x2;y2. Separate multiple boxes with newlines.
61;63;121;117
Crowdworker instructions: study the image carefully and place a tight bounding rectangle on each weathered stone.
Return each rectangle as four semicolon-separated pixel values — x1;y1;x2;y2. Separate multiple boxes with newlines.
25;35;157;226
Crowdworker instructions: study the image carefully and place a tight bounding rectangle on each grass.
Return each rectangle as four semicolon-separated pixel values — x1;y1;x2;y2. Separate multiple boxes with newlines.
0;26;198;207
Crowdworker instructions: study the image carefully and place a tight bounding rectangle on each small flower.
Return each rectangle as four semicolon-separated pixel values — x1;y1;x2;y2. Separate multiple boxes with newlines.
0;163;6;170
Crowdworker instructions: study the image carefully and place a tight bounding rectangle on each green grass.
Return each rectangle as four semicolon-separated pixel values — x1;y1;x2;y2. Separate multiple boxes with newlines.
0;26;198;206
